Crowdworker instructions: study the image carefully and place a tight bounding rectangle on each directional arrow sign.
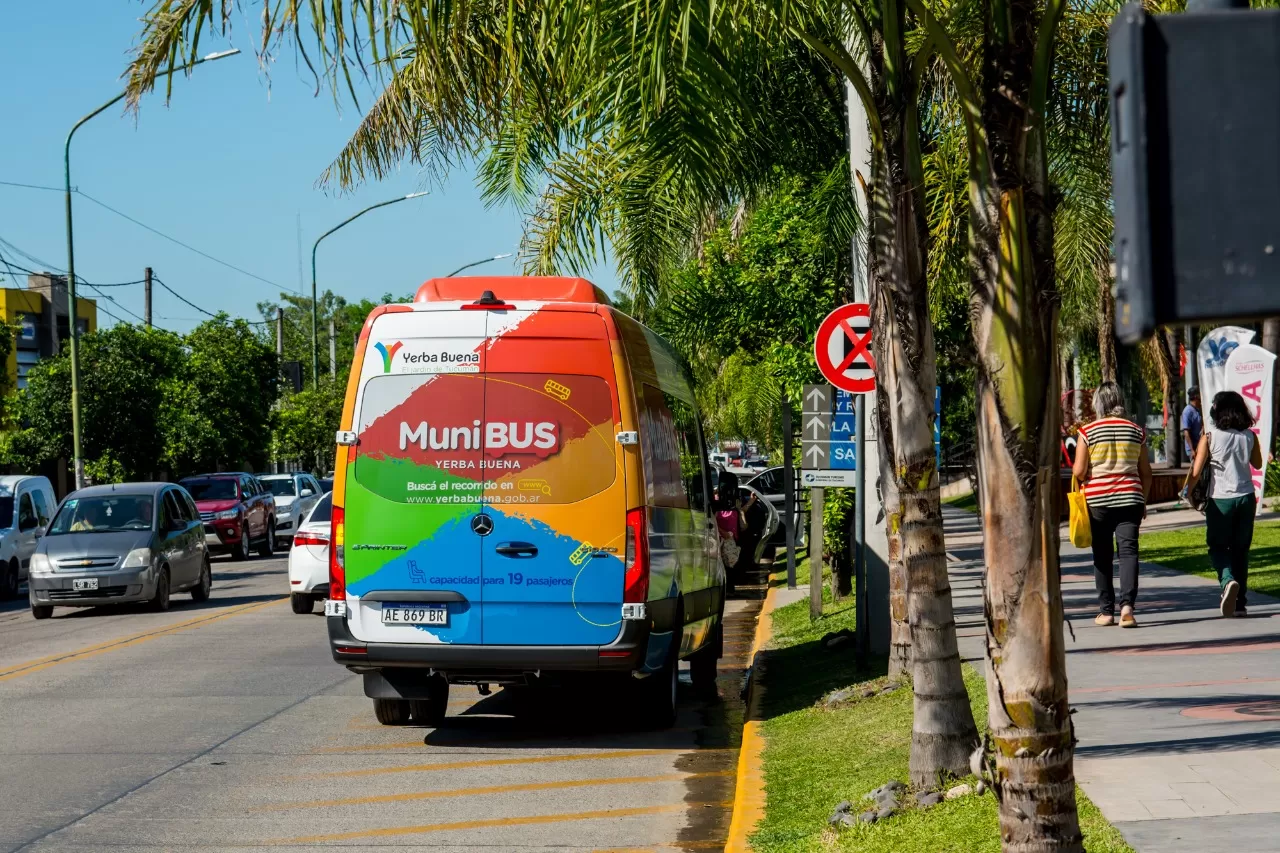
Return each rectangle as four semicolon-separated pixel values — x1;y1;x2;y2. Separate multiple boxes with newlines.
805;414;829;441
805;444;827;465
802;383;831;414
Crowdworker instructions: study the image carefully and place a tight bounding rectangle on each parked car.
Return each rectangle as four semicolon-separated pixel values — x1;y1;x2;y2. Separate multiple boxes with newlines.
180;473;277;560
27;483;210;618
259;473;324;545
0;475;57;599
288;492;332;614
745;467;806;548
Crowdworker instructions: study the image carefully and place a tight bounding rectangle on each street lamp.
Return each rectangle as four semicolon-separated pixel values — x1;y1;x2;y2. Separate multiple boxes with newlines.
446;252;515;277
310;192;428;389
64;49;240;489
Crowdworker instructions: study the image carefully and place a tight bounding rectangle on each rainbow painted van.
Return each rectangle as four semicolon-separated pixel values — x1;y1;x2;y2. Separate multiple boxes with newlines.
325;277;723;728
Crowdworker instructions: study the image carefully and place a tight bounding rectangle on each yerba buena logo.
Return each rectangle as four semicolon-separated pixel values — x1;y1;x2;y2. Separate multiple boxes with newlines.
373;341;403;373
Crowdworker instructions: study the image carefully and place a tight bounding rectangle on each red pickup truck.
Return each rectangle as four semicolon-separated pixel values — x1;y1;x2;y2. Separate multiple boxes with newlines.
180;473;277;560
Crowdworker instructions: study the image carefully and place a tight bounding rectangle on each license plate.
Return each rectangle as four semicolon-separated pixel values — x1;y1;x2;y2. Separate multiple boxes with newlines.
73;578;98;591
380;604;449;626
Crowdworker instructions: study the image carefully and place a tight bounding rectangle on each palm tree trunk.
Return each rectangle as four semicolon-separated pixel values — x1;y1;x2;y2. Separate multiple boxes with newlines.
1098;268;1117;383
1152;329;1181;466
867;72;978;783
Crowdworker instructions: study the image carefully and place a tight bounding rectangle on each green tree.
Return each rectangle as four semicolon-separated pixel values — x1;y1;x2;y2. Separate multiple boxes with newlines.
273;379;346;473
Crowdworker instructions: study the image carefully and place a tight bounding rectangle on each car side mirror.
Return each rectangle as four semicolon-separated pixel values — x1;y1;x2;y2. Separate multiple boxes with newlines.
301;488;315;497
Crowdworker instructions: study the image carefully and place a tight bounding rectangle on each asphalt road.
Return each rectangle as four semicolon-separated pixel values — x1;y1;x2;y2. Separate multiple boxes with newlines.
0;551;765;851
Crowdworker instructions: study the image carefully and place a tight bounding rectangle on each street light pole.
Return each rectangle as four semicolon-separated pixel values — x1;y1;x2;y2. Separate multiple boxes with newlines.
445;253;514;277
310;192;427;389
64;48;239;490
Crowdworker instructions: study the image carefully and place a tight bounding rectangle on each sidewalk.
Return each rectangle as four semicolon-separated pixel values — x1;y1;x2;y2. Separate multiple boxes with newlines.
944;506;1280;853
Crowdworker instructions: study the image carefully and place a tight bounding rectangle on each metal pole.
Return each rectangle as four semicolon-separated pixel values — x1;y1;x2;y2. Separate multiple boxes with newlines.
782;401;797;590
329;317;336;379
62;49;239;491
311;192;427;389
855;393;867;667
275;307;284;357
143;267;152;328
446;253;514;277
809;487;824;619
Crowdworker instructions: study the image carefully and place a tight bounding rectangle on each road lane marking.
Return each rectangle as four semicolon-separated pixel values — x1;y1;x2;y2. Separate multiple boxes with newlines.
317;727;697;752
251;770;733;811
290;748;728;779
273;802;734;844
0;598;283;683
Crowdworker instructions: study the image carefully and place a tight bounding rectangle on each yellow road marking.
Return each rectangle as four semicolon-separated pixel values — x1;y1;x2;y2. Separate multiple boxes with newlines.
0;598;283;683
252;770;732;812
273;802;733;844
291;748;724;780
725;587;777;853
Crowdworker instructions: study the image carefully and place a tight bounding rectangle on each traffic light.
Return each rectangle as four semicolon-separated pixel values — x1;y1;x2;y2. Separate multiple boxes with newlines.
1109;3;1280;344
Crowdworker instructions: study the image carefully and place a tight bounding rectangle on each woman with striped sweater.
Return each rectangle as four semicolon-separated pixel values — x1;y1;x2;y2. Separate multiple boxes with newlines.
1072;382;1153;628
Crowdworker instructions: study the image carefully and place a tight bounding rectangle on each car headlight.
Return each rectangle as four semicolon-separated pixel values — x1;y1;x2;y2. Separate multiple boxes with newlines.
214;509;240;520
29;552;52;575
277;505;292;517
122;548;152;569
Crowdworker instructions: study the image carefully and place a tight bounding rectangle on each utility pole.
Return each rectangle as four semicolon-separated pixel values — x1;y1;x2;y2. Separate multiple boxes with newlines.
809;487;824;619
782;402;797;590
329;317;337;379
276;307;284;357
143;267;153;329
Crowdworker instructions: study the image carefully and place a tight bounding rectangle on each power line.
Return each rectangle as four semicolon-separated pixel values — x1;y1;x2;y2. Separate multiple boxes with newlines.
74;191;289;292
0;179;292;293
152;276;217;318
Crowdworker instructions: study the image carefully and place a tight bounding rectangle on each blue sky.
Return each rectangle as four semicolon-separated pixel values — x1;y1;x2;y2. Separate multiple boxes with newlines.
0;3;615;333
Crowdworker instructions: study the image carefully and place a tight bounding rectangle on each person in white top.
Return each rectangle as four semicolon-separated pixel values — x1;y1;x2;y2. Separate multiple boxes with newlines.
1188;390;1263;617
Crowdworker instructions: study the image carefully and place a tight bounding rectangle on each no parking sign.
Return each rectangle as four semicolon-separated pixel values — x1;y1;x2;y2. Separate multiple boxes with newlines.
814;303;876;394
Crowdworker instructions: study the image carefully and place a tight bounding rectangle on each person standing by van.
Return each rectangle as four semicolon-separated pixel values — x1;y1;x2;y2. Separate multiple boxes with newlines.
1188;390;1263;617
1074;382;1152;628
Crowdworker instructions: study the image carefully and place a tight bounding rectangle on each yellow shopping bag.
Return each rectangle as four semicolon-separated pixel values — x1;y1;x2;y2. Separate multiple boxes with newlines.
1068;476;1091;548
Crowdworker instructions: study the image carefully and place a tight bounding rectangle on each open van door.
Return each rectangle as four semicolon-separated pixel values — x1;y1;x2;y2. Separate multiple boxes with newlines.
479;308;628;645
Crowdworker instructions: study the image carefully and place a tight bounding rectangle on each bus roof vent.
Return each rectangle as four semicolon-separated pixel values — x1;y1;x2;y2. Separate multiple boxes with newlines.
414;276;611;305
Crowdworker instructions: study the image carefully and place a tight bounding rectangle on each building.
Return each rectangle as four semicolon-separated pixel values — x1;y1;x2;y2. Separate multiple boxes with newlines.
0;274;97;390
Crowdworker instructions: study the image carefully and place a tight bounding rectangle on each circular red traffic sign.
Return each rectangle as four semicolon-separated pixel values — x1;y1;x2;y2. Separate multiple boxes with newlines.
815;303;876;393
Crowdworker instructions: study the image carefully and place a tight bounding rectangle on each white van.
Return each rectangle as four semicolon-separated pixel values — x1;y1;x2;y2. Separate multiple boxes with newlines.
0;475;57;598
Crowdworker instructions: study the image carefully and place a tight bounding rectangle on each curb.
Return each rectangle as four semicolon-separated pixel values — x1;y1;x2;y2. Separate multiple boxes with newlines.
724;582;780;853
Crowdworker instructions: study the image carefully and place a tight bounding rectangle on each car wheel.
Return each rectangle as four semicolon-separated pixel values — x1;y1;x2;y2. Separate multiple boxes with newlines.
409;675;450;727
191;558;212;603
1;559;18;600
258;522;275;558
689;623;721;699
30;603;53;620
149;568;171;612
373;698;411;726
290;593;314;614
232;526;249;561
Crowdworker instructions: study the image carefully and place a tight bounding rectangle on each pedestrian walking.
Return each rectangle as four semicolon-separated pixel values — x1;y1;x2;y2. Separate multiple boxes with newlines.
1181;386;1203;462
1187;390;1263;617
1073;381;1153;628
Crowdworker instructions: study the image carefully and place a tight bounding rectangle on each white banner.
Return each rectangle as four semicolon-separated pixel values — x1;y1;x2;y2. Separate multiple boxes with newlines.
1224;343;1275;501
1197;325;1256;406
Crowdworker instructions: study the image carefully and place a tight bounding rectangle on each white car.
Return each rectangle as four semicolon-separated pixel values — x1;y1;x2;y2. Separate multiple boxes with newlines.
0;475;57;599
260;472;324;545
288;493;332;614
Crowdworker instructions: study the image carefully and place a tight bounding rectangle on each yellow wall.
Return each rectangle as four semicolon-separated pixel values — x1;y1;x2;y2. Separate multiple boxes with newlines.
0;289;98;391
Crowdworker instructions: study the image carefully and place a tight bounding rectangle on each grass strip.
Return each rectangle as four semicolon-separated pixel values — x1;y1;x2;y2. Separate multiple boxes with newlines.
750;560;1133;853
942;490;979;513
1140;519;1280;599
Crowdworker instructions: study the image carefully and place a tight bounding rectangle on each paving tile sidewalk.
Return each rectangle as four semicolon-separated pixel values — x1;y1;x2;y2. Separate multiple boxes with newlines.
944;506;1280;853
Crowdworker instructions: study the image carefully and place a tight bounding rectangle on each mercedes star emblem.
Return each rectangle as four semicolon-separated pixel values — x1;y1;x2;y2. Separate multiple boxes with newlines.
470;514;494;536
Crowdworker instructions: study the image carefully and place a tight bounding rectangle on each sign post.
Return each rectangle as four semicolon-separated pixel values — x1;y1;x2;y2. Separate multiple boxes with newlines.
813;303;878;643
802;384;830;618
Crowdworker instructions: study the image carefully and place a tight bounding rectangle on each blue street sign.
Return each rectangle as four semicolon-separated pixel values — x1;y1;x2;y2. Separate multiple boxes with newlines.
832;389;857;470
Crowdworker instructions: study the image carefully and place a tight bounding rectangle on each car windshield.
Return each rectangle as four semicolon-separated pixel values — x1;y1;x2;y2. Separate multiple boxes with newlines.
263;478;297;498
49;495;155;534
183;479;238;501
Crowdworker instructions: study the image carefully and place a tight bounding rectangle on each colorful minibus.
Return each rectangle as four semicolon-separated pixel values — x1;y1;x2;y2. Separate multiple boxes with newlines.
325;277;723;728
